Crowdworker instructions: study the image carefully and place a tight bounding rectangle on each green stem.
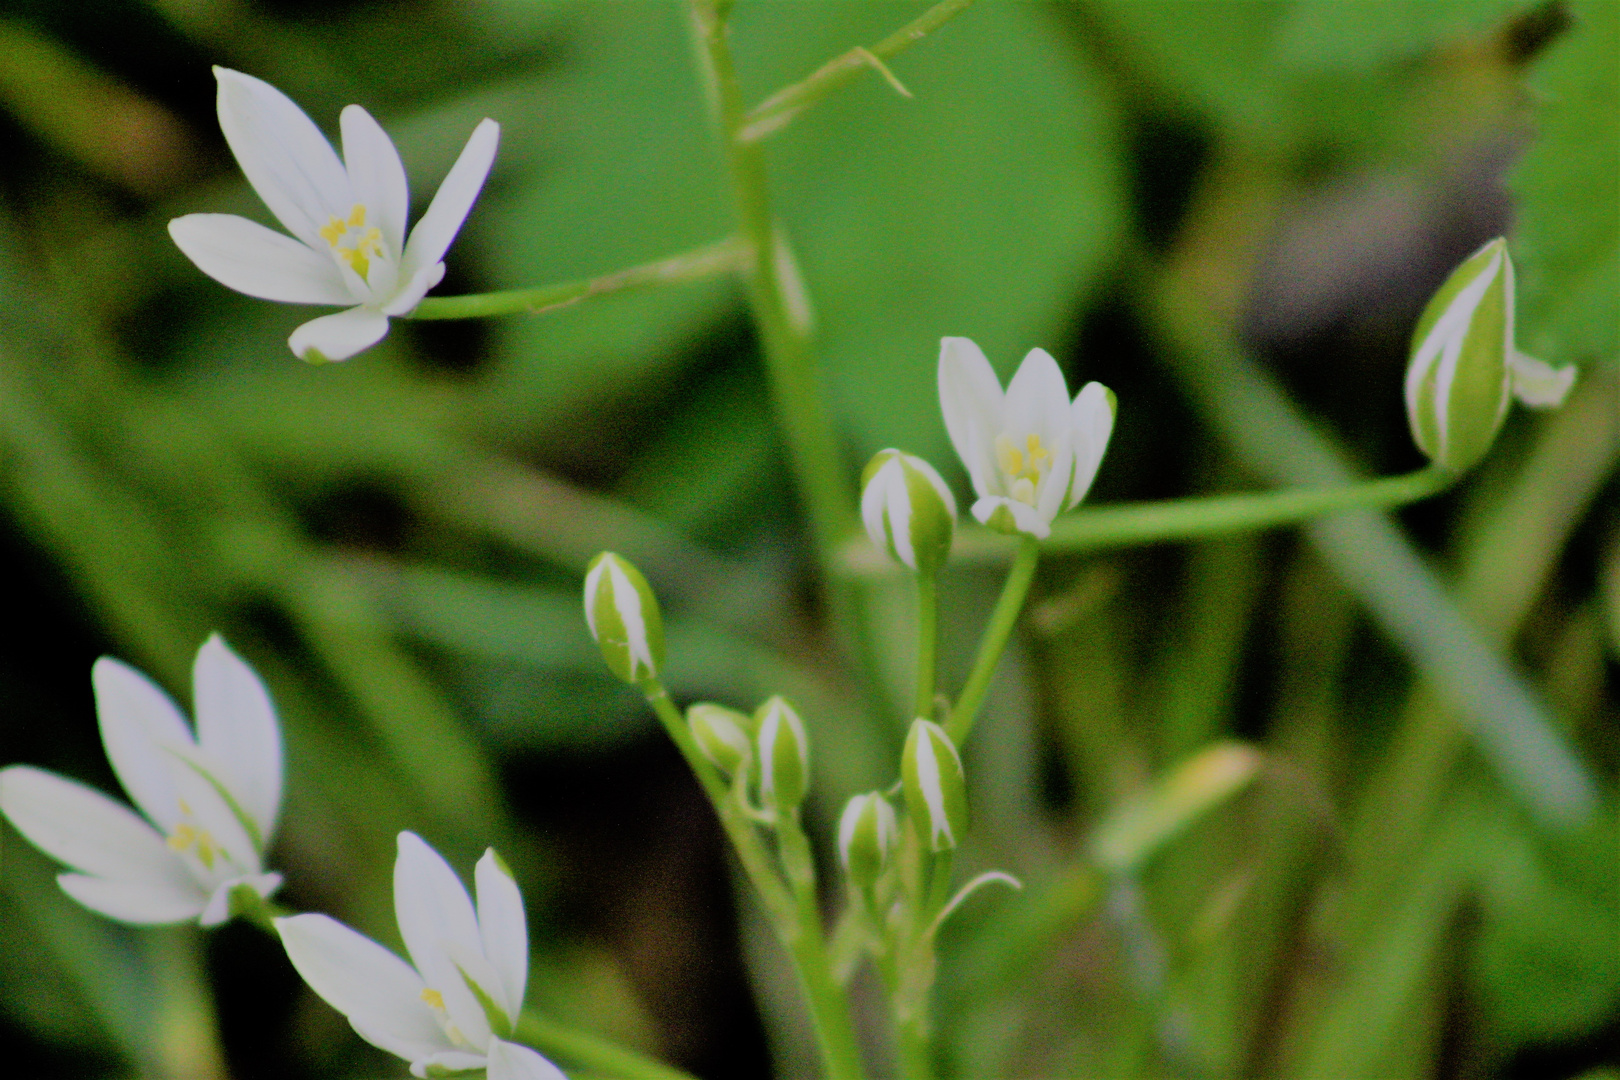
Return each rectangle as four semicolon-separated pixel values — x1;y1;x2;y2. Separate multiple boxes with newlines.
515;1011;700;1080
644;685;867;1080
944;534;1039;745
913;569;939;720
843;467;1456;573
409;237;743;321
687;0;854;579
738;0;982;142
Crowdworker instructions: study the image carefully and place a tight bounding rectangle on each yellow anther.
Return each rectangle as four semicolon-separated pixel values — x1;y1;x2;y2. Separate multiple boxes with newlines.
997;432;1052;491
995;435;1024;479
319;216;346;245
167;823;218;869
349;204;366;228
421;987;446;1011
1025;433;1050;471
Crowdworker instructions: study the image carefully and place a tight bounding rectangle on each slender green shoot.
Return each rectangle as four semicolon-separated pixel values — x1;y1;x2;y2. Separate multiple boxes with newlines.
945;535;1039;745
739;0;982;142
409;237;744;321
913;569;939;720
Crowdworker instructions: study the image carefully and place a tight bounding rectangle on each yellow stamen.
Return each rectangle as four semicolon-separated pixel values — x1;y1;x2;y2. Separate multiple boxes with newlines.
997;432;1053;495
319;204;383;282
995;435;1024;479
421;988;446;1011
167;823;218;870
1025;433;1050;471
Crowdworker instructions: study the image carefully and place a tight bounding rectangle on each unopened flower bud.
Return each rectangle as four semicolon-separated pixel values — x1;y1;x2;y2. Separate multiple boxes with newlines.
838;791;898;889
861;449;957;574
1405;238;1575;473
901;719;968;853
687;703;753;777
755;696;809;813
583;552;664;684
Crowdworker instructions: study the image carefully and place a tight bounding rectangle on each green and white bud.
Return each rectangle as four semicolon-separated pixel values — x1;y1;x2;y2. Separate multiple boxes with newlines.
838;791;898;889
1405;238;1575;473
755;696;810;814
583;552;664;684
861;449;957;574
687;703;753;778
900;718;968;853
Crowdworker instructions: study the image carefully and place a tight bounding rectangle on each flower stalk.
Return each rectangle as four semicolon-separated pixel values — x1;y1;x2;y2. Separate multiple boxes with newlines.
945;534;1039;745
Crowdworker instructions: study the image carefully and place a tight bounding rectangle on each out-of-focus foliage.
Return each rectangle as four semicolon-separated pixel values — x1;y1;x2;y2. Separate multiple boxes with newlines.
0;1;1615;1079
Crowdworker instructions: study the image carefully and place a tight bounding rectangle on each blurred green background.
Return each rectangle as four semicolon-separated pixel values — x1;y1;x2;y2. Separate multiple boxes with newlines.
0;1;1614;1077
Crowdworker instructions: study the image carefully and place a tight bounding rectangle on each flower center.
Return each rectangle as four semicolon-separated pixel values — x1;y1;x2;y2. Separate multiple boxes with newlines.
166;802;220;870
420;987;476;1049
319;203;385;282
995;433;1051;505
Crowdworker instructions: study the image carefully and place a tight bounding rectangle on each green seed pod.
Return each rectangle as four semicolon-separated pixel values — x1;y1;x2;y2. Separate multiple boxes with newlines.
837;791;898;889
901;719;968;853
582;552;664;684
687;703;753;778
755;696;809;814
860;449;957;574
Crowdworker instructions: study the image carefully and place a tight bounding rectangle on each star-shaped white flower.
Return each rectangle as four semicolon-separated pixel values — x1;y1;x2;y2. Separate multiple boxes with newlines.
0;636;284;927
938;337;1116;539
276;832;563;1080
169;67;499;363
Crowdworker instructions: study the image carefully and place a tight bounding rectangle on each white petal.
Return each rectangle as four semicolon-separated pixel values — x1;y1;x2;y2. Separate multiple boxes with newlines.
1003;348;1072;456
0;766;197;895
58;873;205;925
199;871;282;927
288;307;391;363
193;635;283;846
168;215;353;305
487;1040;568;1080
1066;382;1116;509
382;260;446;316
938;337;1006;498
884;460;917;569
215;67;353;250
92;657;194;831
1508;349;1577;408
340;104;409;257
400;119;499;278
476;850;528;1022
1034;428;1075;525
394;832;492;1049
972;496;1050;539
276;914;449;1060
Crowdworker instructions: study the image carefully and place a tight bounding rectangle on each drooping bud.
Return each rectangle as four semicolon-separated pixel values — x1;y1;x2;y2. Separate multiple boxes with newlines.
900;719;968;853
755;696;810;814
687;703;753;778
860;449;957;574
838;791;898;889
1405;238;1575;473
583;552;664;684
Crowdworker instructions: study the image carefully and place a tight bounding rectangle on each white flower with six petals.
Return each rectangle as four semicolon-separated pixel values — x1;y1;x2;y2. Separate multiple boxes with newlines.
276;831;563;1080
937;337;1116;539
0;635;284;927
169;67;499;363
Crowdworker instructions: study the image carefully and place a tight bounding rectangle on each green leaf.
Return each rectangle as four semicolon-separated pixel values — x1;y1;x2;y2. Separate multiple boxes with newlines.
1511;0;1620;367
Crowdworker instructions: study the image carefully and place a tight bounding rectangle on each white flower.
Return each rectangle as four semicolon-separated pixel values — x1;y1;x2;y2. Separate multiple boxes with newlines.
938;337;1116;539
276;832;563;1080
583;551;664;684
0;635;283;927
168;67;499;363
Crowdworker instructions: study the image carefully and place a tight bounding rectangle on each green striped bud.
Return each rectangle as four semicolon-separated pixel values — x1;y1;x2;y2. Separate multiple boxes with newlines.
583;552;664;684
755;696;809;814
1404;238;1574;473
861;449;957;574
837;791;898;889
687;703;753;778
901;718;968;853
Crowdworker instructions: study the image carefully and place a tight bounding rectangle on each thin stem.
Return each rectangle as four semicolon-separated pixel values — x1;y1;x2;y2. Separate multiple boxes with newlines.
687;0;854;579
515;1011;699;1080
409;237;744;321
739;0;982;142
841;467;1457;573
912;569;939;720
945;534;1039;745
644;684;867;1080
775;811;870;1080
